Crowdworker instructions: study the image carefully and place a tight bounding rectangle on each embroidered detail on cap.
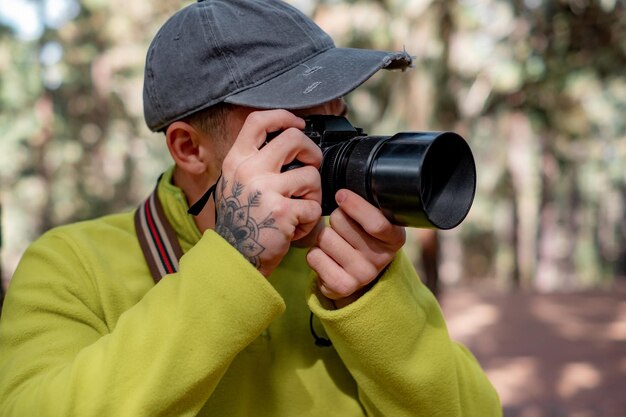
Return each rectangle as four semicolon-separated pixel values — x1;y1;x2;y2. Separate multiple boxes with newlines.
303;82;322;94
301;64;323;76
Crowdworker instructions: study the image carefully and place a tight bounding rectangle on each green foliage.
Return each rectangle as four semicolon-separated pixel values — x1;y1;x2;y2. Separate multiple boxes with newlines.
1;0;624;290
313;0;626;290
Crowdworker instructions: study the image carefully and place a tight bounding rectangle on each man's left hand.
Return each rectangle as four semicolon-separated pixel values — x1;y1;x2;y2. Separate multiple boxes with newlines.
306;189;406;308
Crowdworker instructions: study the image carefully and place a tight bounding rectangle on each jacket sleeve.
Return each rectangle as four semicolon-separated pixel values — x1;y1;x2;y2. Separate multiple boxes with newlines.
307;250;502;417
0;229;284;417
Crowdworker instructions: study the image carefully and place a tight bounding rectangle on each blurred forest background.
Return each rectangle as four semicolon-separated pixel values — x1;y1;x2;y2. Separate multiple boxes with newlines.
0;0;625;295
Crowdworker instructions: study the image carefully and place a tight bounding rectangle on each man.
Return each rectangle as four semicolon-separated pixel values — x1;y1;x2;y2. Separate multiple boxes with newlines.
0;1;501;416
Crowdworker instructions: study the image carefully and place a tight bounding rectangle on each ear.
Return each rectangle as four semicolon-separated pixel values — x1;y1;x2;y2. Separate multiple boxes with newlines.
165;121;211;176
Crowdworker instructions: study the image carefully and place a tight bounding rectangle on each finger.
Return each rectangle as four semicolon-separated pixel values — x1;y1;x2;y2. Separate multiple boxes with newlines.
334;189;405;247
273;165;321;203
261;128;323;170
291;218;324;248
307;247;361;300
329;208;388;260
328;206;403;270
234;110;305;154
288;199;323;241
315;226;379;281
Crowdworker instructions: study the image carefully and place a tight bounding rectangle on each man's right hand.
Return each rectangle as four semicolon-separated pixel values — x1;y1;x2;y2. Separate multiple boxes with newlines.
215;110;323;277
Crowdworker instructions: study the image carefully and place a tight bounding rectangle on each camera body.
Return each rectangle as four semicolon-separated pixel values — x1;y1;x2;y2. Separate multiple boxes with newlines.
302;115;367;147
282;115;477;229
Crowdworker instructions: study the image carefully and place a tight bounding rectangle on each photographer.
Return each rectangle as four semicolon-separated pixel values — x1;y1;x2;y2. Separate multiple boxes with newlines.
0;1;500;416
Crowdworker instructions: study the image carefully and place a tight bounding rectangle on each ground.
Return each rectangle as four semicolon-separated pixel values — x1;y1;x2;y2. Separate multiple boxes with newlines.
440;280;626;417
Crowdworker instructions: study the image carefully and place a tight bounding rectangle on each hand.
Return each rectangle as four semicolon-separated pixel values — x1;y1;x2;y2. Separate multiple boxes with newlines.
215;110;323;277
306;189;406;308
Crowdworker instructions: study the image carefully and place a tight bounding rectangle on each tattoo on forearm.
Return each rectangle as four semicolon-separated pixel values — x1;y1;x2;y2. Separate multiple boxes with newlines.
215;179;276;268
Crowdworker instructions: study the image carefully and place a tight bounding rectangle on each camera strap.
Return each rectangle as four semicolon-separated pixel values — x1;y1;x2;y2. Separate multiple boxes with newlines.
187;173;221;216
132;172;220;283
134;177;183;284
134;176;332;347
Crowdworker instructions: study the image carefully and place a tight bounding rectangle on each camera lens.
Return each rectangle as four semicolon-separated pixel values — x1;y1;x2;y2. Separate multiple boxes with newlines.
320;132;476;229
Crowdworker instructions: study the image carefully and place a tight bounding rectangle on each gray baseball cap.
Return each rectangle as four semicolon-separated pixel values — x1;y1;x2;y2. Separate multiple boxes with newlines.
143;0;412;132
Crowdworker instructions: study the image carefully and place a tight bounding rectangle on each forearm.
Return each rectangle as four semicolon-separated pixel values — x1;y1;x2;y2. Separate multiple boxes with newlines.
0;230;284;417
308;251;501;417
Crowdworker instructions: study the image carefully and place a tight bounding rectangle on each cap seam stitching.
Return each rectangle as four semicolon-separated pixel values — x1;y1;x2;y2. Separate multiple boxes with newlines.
266;1;333;50
147;31;166;128
152;45;335;131
200;2;242;90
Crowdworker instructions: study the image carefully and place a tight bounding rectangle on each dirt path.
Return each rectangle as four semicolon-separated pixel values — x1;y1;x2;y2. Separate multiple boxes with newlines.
440;281;626;417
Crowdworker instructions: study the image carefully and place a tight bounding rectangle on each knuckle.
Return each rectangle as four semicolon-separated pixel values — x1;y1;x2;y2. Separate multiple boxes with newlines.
326;236;344;256
318;283;336;299
297;169;320;190
275;108;291;118
305;142;323;161
315;227;333;248
298;201;321;224
283;126;305;139
246;111;264;126
322;275;356;300
368;218;390;236
309;201;323;218
333;280;356;299
301;165;321;182
237;161;257;178
359;263;380;281
288;171;307;192
271;198;290;219
371;249;395;267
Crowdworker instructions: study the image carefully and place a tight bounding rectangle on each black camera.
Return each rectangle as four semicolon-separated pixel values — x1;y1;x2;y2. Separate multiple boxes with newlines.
292;115;476;230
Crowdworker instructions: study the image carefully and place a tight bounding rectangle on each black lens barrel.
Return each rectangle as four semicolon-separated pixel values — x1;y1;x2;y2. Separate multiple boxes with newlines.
320;132;476;230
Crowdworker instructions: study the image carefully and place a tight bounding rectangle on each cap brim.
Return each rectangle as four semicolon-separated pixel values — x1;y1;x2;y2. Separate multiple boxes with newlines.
224;47;412;109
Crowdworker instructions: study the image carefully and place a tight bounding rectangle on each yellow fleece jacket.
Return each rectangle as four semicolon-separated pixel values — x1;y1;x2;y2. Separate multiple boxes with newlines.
0;168;500;416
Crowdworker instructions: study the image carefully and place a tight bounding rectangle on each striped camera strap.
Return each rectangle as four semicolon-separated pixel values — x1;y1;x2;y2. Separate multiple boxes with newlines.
134;184;183;284
133;179;333;347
